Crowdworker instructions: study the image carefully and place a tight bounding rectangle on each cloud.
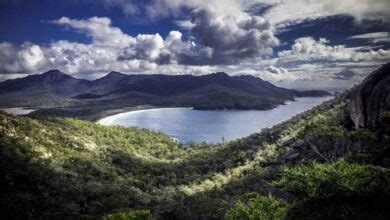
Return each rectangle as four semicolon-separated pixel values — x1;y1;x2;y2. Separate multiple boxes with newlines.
348;32;390;43
134;34;165;60
52;17;136;47
267;65;288;74
102;0;139;15
255;65;296;82
50;11;277;67
320;0;390;21
174;20;195;30
144;0;245;20
0;42;44;73
124;0;279;64
278;37;390;63
256;36;390;83
332;69;358;80
0;16;225;76
245;0;390;29
1;0;389;85
0;17;181;75
187;6;278;64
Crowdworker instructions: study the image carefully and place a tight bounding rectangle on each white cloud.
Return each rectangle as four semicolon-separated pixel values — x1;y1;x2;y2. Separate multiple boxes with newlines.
257;65;297;82
267;65;288;74
52;17;136;47
134;34;165;60
18;45;44;70
174;20;195;30
0;17;176;74
278;37;390;63
244;0;390;29
145;0;245;20
134;0;279;64
349;32;390;43
0;42;44;73
49;11;278;67
0;17;211;75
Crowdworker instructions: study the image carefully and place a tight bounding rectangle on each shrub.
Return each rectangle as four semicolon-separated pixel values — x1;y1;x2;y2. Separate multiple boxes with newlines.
102;210;154;220
225;193;289;220
349;128;377;144
272;159;390;199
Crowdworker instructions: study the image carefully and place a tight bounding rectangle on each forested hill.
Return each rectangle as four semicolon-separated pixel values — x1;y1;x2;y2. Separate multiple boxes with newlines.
0;70;329;112
0;64;389;219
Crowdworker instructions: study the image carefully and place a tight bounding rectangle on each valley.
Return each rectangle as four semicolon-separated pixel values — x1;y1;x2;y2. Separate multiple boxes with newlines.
0;64;389;219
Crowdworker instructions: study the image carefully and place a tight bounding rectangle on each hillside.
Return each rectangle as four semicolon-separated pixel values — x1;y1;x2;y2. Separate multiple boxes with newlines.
0;64;389;219
0;70;329;117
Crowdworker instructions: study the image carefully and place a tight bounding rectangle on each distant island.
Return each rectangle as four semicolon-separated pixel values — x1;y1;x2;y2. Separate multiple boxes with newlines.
0;70;330;120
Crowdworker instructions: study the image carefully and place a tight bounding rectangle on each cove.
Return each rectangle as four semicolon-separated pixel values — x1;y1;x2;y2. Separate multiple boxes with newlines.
98;96;332;143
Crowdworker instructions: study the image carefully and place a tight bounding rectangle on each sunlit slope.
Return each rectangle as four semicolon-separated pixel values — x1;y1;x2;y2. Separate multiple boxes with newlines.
0;90;350;218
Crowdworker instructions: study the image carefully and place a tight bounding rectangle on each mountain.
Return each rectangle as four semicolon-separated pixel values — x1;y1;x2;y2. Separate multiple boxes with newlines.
0;64;389;219
0;70;91;107
0;70;90;96
0;70;330;117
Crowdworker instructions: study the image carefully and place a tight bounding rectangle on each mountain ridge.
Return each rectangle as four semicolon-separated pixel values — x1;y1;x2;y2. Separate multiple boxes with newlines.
0;70;330;118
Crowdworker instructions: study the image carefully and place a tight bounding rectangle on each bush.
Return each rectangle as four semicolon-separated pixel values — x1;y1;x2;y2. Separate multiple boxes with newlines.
225;193;289;220
103;210;154;220
272;159;390;199
349;128;377;144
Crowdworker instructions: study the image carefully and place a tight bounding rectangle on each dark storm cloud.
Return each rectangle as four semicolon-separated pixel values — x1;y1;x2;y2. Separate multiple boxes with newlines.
179;6;278;65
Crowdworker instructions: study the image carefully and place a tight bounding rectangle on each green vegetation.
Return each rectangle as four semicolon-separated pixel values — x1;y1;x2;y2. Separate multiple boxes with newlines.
1;87;389;219
273;159;390;199
225;193;289;220
103;210;155;220
271;160;390;219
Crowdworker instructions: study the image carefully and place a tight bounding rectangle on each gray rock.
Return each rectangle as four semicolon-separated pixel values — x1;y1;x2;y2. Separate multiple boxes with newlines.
348;63;390;129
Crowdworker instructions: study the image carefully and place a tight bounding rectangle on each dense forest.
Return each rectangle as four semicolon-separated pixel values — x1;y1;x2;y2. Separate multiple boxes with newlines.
0;64;389;219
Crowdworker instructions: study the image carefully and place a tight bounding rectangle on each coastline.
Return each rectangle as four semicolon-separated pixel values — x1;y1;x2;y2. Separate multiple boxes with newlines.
89;105;163;122
96;96;334;126
96;96;334;143
0;107;36;115
97;107;193;125
3;95;333;123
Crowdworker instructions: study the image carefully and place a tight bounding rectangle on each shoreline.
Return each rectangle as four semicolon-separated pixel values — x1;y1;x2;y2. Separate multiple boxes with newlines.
97;96;333;126
0;107;37;115
88;105;163;122
97;107;193;125
96;96;333;144
2;95;333;123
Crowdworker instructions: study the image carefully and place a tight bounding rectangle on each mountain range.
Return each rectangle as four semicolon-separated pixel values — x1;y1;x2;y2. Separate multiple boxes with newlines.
0;70;330;119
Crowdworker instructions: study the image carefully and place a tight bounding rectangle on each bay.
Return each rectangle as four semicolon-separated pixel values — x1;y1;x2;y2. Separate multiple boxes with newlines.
98;96;332;143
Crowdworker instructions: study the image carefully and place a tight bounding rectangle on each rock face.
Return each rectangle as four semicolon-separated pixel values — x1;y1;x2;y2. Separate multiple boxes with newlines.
349;63;390;129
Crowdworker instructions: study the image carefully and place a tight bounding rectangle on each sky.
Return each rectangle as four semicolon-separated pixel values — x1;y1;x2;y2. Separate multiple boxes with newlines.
0;0;389;88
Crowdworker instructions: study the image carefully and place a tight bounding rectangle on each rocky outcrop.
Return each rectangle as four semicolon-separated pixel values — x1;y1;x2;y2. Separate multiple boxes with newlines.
348;63;390;129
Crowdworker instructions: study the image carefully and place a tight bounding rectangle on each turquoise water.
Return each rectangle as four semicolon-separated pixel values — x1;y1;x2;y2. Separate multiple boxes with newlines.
98;97;332;143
